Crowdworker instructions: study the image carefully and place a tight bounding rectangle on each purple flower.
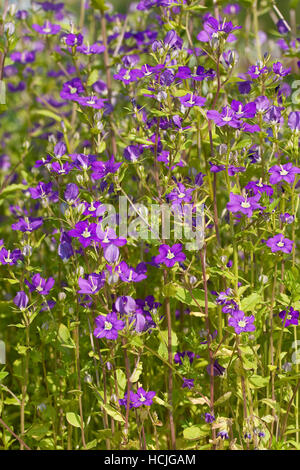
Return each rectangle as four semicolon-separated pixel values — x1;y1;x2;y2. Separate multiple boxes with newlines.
228;310;255;334
91;155;122;180
217;430;229;439
277;19;289;35
124;145;143;162
223;3;240;15
182;378;194;389
227;193;263;218
68;221;98;248
28;182;58;202
116;261;147;283
205;413;215;423
25;273;55;295
93;312;125;340
269;163;300;185
197;16;241;43
248;64;268;79
179;93;206;108
206;360;226;376
238;80;252;95
231;100;256;119
13;291;29;310
77;43;105;55
154;243;186;268
10;51;36;64
60;78;84;101
0;248;22;265
207;106;240;128
115;296;136;315
245;180;273;196
32;21;61;35
265;234;294;254
12;217;43;233
279;307;299;327
273;61;291;77
131;388;156;407
113;68;144;84
76;96;106;109
64;33;84;47
166;183;194;204
288;111;300;131
78;273;105;294
64;183;79;202
174;351;195;365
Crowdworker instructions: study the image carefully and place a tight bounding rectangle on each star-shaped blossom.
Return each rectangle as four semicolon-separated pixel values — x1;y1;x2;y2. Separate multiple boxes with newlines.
154;243;186;268
227;193;263;218
265;234;294;253
228;310;255;334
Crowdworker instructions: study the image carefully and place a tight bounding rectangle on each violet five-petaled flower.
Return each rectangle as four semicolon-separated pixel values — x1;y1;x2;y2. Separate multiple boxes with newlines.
154;243;186;267
93;312;125;340
265;234;294;254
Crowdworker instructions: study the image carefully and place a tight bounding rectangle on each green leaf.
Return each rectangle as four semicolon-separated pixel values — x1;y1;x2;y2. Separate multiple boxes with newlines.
240;293;261;312
249;374;269;388
102;404;125;423
90;0;109;12
0;184;28;199
57;324;75;349
130;361;143;383
0;80;6;105
0;371;8;382
66;412;82;428
183;424;210;440
172;285;216;308
214;392;232;407
87;69;99;87
115;369;126;392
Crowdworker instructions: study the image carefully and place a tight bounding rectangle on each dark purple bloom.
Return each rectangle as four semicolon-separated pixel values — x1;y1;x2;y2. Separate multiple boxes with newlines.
12;217;43;233
154;243;186;268
78;273;105;294
77;96;106;109
248;64;268;79
206;360;226;376
227;193;263;218
265;234;294;253
60;78;84;101
273;62;291;77
77;43;105;55
13;291;29;310
131;388;156;407
64;183;79;202
277;19;289;35
64;33;84;47
28;182;58;202
10;51;36;64
68;221;98;248
0;248;23;265
116;261;147;283
245;180;273;196
207;106;240;128
174;351;195;365
205;413;215;423
32;21;61;35
179;93;206;108
279;307;299;327
166;183;194;204
269;163;300;185
93;312;125;340
115;296;136;315
228;310;255;334
288;111;300;131
113;68;144;84
25;273;55;295
182;378;194;389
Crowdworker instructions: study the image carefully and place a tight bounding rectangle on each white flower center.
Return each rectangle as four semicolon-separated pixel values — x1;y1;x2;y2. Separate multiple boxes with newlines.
241;201;250;208
139;395;146;402
166;250;175;259
238;320;246;328
104;321;112;330
277;241;284;247
82;228;91;238
279;165;288;176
